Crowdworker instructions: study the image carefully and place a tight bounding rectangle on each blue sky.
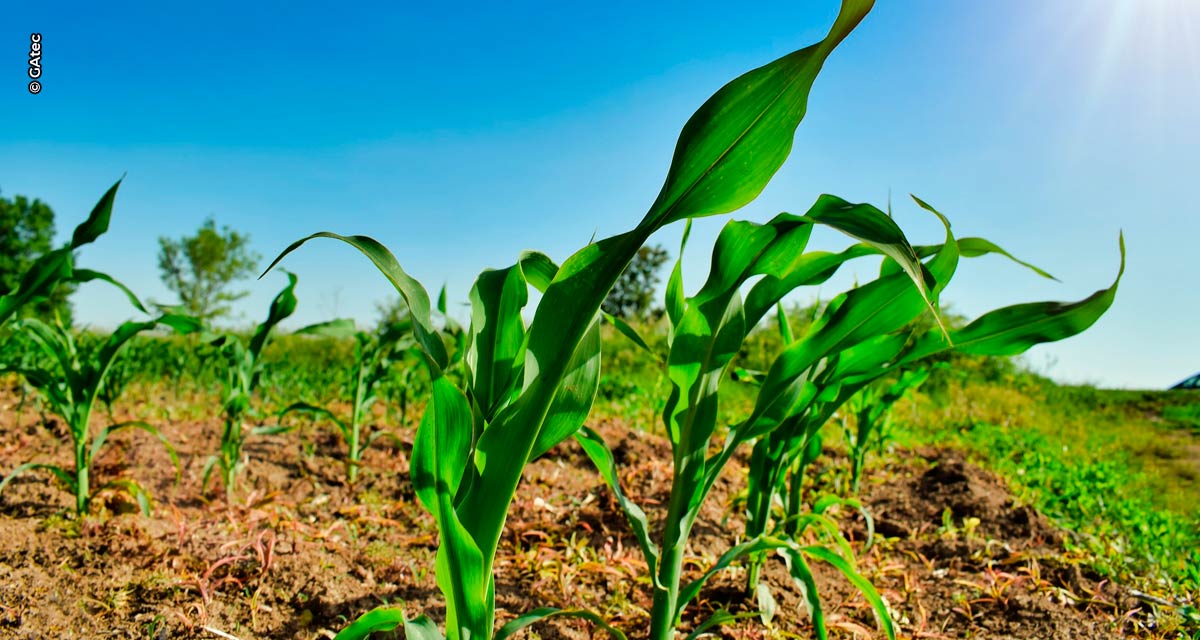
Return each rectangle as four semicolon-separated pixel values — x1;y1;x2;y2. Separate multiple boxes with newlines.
2;1;1197;389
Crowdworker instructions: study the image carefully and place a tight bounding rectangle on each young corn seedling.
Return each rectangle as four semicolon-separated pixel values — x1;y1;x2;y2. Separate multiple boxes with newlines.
0;314;198;515
203;272;299;501
737;214;1124;605
277;318;415;483
842;367;929;494
581;188;965;640
267;2;877;638
0;181;201;515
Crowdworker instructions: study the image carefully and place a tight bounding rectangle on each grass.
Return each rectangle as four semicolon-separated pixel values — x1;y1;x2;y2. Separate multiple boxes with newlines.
897;370;1200;603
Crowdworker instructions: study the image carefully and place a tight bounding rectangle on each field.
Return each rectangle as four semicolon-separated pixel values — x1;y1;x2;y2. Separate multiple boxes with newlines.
3;3;1195;638
0;334;1197;640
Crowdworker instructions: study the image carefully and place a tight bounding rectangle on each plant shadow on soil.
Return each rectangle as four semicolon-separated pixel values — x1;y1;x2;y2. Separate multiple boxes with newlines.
0;392;1171;640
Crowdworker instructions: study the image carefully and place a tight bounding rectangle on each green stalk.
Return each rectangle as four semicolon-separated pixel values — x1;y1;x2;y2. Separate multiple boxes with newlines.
785;461;804;536
75;438;89;515
348;359;367;484
648;462;693;640
74;382;102;515
459;230;648;583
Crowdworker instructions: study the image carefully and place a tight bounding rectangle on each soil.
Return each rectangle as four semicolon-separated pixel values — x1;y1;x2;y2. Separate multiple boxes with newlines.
0;389;1165;639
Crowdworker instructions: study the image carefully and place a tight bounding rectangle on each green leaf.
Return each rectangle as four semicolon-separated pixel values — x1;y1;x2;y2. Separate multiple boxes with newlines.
779;548;827;639
0;248;72;326
71;269;148;314
334;607;445;640
676;536;792;616
411;378;488;639
295;318;358;338
527;316;601;461
804;545;896;640
278;401;347;436
264;233;448;373
803;194;944;332
249;271;299;359
361;429;405;455
250;424;297;436
685;609;762;640
740;222;959;441
903;233;1125;361
914;237;1058;281
156;313;203;335
603;312;662;363
93;320;163;395
0;462;77;497
71;179;121;248
643;0;875;226
411;379;473;520
517;251;558;293
494;607;626;640
574;427;660;587
466;266;529;420
776;302;794;345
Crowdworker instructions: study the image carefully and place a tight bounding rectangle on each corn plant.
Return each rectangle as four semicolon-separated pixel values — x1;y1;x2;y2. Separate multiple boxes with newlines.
0;181;201;515
0;313;198;515
0;180;137;334
202;272;299;500
580;192;966;640
277;318;414;483
735;225;1124;607
842;366;929;494
267;2;877;638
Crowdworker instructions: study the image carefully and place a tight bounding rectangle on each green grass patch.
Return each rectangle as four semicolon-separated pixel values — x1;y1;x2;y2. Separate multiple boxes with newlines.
900;379;1200;600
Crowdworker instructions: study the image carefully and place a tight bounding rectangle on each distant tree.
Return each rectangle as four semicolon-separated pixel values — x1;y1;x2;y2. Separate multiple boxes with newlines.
0;191;73;323
157;218;260;325
602;244;670;320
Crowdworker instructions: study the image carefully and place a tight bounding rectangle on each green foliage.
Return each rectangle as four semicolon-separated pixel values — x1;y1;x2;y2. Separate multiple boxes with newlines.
0;181;204;515
734;221;1122;605
203;272;298;499
912;415;1200;599
588;191;964;640
1164;402;1200;434
842;367;929;493
0;314;198;515
279;319;414;483
0;191;73;323
267;2;879;638
602;244;670;320
0;181;130;331
157;217;261;324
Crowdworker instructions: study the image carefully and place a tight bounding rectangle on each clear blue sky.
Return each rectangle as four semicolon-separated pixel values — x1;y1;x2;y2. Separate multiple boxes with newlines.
3;1;1196;389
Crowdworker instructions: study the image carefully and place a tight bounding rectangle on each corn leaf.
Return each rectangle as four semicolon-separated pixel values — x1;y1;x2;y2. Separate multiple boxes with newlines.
494;607;626;640
0;462;77;496
574;426;661;587
644;0;875;225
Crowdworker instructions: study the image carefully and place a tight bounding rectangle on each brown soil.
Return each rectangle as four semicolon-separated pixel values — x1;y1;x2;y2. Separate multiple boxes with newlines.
0;391;1161;639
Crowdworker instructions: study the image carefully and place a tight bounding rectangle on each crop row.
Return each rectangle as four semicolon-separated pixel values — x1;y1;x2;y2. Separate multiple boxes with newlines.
0;2;1122;638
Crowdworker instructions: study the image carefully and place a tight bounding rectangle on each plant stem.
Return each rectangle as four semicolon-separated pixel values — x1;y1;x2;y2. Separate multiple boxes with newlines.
649;475;688;640
75;442;89;515
649;447;708;640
